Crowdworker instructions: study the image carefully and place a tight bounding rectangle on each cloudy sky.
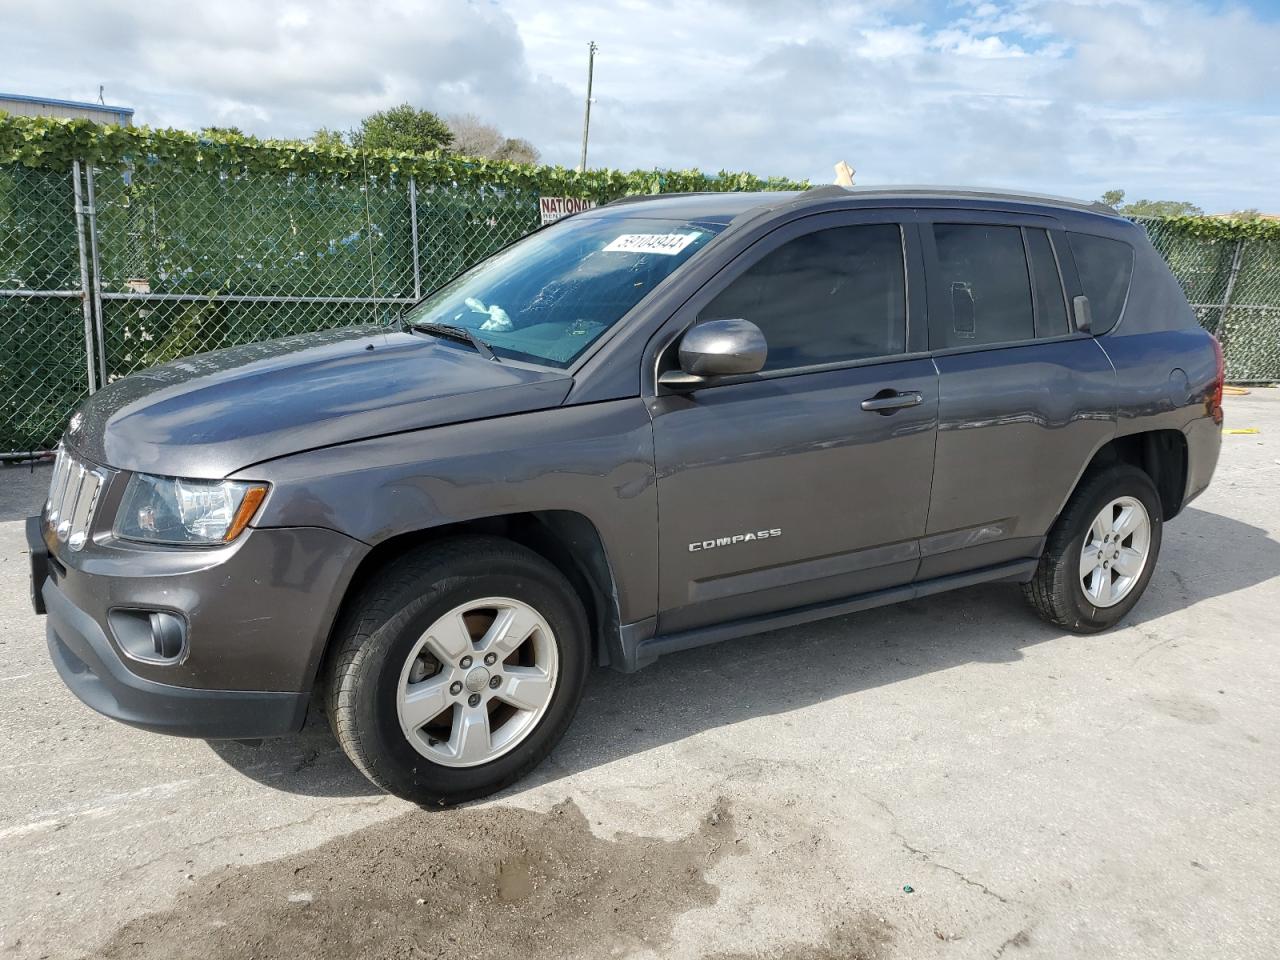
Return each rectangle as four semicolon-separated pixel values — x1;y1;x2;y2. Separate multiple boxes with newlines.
2;0;1278;211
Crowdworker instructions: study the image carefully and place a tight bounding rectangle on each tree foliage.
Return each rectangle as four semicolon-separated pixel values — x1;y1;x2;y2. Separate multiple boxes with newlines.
1120;198;1205;217
447;113;540;164
309;127;346;150
493;137;539;164
310;108;538;162
446;113;505;159
1100;188;1203;217
351;103;453;153
200;125;248;138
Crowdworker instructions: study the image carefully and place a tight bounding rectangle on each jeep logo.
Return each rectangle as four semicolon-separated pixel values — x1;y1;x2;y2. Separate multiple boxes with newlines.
688;528;782;552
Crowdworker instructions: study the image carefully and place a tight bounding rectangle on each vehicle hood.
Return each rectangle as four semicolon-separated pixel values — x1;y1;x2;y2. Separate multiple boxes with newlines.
63;326;573;477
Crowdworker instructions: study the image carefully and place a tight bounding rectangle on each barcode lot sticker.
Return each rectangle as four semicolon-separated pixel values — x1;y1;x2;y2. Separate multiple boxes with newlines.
603;232;700;255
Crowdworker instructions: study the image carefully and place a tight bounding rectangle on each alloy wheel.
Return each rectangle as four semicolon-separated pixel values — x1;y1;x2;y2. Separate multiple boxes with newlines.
1079;496;1152;608
395;597;559;768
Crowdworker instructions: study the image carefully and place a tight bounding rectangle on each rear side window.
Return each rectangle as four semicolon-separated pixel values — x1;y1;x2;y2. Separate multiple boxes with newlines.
930;224;1033;348
1026;228;1069;338
1068;233;1134;335
700;224;905;371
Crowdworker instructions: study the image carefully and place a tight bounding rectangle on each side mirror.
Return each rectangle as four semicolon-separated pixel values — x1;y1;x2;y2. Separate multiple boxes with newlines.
1073;295;1093;334
659;319;768;389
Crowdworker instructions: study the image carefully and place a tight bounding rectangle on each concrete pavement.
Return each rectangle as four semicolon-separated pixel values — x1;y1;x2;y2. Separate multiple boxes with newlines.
1;390;1277;959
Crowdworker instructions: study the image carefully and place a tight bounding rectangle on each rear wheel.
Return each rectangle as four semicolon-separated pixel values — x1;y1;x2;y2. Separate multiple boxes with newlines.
326;537;589;805
1024;464;1163;632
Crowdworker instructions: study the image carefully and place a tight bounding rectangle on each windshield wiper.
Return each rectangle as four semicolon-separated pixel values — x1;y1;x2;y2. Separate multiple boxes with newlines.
408;321;499;362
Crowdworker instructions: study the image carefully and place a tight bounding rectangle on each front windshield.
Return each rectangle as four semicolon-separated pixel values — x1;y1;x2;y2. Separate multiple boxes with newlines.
404;215;724;367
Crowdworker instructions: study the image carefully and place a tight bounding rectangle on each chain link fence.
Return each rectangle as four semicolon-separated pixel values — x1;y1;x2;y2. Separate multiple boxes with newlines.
89;162;541;383
2;158;547;453
1134;217;1280;382
0;163;96;453
3;161;1280;454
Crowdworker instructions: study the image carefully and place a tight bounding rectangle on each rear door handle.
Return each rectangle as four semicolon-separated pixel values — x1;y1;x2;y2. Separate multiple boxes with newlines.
860;390;924;413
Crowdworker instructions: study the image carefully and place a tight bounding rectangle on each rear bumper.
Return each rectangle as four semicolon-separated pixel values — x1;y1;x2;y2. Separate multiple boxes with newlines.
44;577;309;738
1182;414;1222;509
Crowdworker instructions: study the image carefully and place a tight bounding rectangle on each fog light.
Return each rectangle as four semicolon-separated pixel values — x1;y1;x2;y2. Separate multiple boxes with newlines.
148;612;186;660
109;609;188;664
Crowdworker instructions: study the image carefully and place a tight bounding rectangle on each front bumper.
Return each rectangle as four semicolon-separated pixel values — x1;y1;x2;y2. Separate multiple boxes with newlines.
44;577;309;738
29;514;368;739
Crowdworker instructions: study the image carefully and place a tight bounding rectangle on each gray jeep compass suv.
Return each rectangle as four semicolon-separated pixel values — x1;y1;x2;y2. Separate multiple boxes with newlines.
27;186;1223;804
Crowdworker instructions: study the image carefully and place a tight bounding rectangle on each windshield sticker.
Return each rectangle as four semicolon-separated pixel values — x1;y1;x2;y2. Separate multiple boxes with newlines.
603;232;700;256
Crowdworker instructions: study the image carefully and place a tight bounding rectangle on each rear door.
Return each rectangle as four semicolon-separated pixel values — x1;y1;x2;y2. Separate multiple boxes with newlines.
920;211;1117;578
648;211;939;634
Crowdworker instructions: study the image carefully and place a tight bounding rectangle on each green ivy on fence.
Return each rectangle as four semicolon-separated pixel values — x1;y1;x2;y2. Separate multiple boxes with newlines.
1137;214;1280;243
0;114;809;198
2;112;1279;453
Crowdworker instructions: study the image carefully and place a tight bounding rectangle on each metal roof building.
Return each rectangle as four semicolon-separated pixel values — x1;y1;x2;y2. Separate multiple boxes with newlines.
0;92;133;126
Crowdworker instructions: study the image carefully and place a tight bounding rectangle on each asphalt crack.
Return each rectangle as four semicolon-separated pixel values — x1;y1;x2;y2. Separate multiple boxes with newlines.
861;793;1019;906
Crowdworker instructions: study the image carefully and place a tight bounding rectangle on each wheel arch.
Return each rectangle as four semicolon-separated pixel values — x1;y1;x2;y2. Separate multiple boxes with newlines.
315;511;625;694
1065;428;1189;525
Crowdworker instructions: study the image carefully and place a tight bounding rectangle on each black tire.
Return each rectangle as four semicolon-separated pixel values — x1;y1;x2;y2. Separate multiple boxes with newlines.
1023;464;1164;633
325;536;590;805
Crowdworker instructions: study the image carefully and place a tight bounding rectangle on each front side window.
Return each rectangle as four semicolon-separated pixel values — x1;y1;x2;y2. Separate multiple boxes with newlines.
930;223;1033;348
699;224;906;371
404;216;722;367
1069;233;1134;335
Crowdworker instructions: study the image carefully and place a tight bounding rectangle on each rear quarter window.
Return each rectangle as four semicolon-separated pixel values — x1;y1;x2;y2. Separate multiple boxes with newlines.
1068;233;1134;335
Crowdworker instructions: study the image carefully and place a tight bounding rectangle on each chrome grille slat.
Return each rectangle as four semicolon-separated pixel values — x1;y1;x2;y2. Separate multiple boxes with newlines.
44;446;107;552
45;447;71;524
67;470;103;551
55;465;84;542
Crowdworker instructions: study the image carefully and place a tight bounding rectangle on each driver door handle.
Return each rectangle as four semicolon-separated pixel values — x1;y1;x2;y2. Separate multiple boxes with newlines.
861;390;923;413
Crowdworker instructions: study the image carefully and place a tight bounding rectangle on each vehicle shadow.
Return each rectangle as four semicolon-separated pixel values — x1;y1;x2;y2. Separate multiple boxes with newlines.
206;505;1280;799
204;711;374;798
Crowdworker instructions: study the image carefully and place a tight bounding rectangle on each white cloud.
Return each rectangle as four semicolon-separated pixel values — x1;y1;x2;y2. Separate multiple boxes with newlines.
930;28;1029;57
0;0;1276;210
2;0;580;143
1036;0;1280;102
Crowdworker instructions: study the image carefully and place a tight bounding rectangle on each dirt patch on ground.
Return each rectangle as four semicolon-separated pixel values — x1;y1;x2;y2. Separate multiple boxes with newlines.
89;798;738;959
709;914;894;960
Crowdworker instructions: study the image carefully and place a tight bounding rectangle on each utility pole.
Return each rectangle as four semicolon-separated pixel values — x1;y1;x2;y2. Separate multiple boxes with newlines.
579;41;598;172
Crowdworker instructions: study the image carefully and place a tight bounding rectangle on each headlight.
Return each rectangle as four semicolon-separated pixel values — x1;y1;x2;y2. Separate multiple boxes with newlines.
114;474;269;545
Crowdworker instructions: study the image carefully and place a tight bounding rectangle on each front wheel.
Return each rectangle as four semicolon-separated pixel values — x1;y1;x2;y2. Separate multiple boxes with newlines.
325;536;590;805
1024;464;1164;632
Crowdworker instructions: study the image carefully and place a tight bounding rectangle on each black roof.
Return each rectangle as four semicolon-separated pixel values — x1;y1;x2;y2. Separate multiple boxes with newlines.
585;185;1124;226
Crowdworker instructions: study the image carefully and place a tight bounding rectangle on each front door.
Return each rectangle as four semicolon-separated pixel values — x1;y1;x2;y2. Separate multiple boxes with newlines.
649;215;939;634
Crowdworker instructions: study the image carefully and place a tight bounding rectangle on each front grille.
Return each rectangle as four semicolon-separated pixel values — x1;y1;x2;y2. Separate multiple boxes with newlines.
44;446;107;552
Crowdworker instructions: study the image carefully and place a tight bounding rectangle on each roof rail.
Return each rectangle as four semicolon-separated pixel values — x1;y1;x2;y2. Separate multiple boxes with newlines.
600;183;1121;221
799;185;851;201
801;184;1119;216
602;191;725;207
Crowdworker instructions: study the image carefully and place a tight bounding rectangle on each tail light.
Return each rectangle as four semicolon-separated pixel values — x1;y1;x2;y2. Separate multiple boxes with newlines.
1208;335;1225;426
